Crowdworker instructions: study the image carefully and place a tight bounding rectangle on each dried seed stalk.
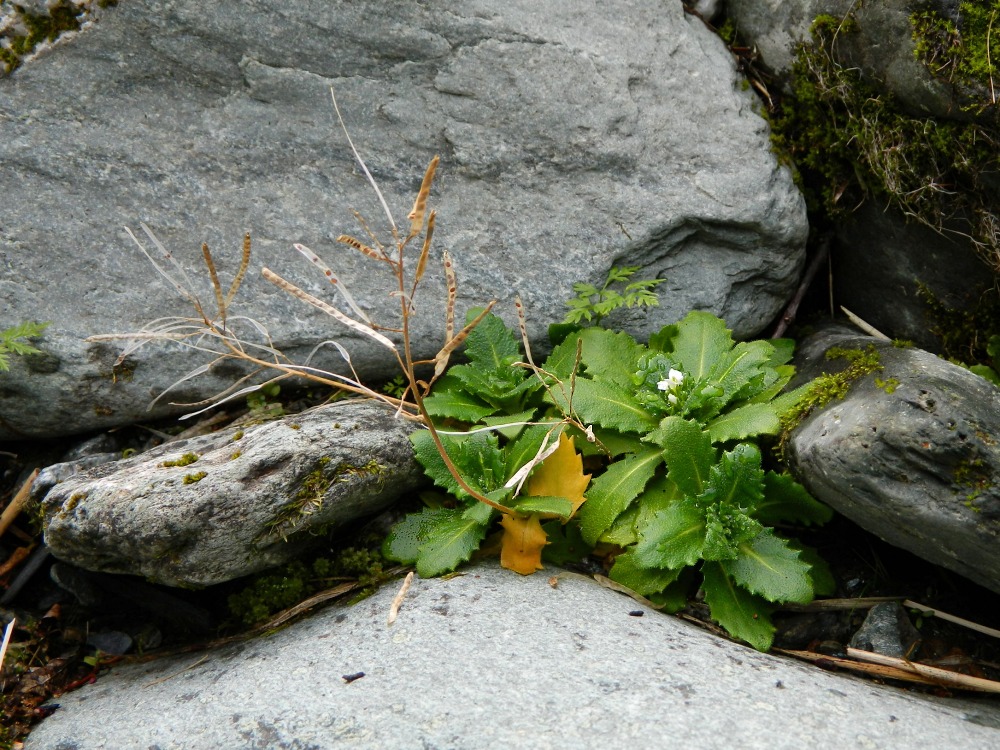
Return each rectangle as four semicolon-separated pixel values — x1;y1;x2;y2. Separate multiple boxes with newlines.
407;155;439;237
337;234;385;262
202;242;227;325
224;233;252;307
293;243;371;324
262;267;396;351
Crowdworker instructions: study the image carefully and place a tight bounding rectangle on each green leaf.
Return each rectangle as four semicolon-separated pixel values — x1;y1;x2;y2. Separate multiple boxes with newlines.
410;430;506;498
631;503;707;570
578;446;663;544
670;311;734;381
576;327;645;388
511;495;574;519
463;310;520;369
723;530;814;604
755;472;833;526
609;550;682;596
706;403;781;443
0;321;48;371
649;416;714;497
592;429;647;457
768;338;797;367
382;507;445;564
708;339;775;408
788;540;836;596
414;506;494;577
541;520;591;565
561;379;658;434
648;323;679;353
701;561;776;651
481;409;538;440
423;377;497;422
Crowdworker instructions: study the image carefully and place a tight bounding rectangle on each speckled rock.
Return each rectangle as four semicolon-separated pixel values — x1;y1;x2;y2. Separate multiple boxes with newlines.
40;399;422;587
23;562;1000;749
786;327;1000;594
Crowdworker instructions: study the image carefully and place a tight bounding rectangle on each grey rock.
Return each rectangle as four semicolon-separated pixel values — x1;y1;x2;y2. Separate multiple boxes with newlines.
849;602;922;659
833;203;995;348
23;562;1000;749
787;327;1000;594
30;452;121;502
0;0;807;440
41;399;422;587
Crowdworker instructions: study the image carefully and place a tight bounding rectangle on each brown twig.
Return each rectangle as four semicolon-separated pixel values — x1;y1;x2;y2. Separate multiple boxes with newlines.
771;235;832;338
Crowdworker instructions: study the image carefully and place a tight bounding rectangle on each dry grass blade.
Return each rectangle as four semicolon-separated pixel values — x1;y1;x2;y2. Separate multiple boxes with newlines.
224;233;252;307
407;155;439;237
201;242;227;325
125;226;204;317
840;306;890;340
337;234;385;262
330;87;395;232
432;300;497;379
903;600;1000;639
262;267;397;351
776;648;943;686
293;243;372;324
846;647;1000;693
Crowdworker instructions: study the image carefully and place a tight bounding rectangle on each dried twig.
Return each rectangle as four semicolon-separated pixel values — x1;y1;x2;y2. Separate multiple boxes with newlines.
387;571;415;626
0;468;38;540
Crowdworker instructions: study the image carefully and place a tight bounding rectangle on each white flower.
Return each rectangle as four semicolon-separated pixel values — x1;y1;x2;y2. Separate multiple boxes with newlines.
667;393;679;405
656;379;671;391
668;369;684;387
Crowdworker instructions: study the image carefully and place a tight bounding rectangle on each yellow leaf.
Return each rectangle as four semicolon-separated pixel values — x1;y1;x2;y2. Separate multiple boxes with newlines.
524;433;591;517
500;513;547;575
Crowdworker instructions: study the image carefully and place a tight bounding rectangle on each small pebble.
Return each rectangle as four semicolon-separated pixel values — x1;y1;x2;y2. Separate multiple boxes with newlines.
628;610;644;617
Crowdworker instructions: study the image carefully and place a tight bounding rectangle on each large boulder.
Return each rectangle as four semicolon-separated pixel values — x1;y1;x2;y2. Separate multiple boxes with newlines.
786;327;1000;595
0;0;807;440
23;562;1000;749
40;399;422;587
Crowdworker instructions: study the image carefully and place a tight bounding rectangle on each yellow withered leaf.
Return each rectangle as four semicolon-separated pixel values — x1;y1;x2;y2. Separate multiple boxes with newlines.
499;434;591;576
524;433;590;517
500;513;547;575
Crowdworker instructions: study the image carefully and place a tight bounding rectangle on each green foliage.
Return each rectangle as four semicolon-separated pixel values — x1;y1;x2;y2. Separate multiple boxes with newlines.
385;306;830;651
562;266;666;326
0;321;48;371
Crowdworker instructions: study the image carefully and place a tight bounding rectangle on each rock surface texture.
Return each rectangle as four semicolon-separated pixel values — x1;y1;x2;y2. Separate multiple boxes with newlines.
0;0;807;439
40;399;422;587
23;563;1000;749
787;327;1000;595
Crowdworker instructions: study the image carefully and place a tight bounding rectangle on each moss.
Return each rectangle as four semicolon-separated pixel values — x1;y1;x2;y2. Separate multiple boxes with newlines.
230;450;242;460
232;430;244;441
911;2;1000;100
183;471;207;484
262;457;387;542
0;0;86;75
779;345;884;454
954;456;993;511
917;283;1000;366
227;544;391;627
767;8;1000;270
875;377;900;394
161;452;199;468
